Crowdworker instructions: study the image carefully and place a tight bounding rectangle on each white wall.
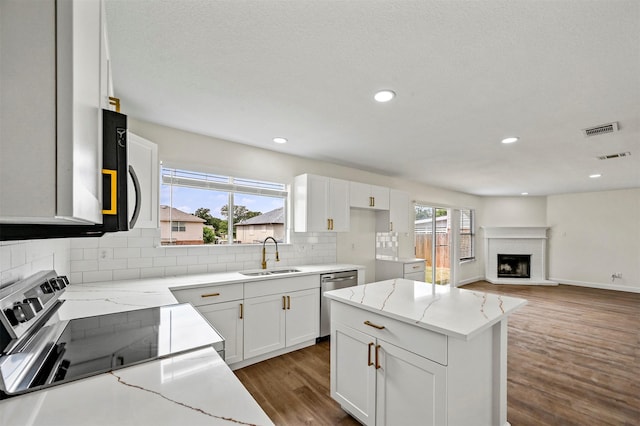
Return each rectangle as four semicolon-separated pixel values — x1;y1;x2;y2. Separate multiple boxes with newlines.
547;188;640;292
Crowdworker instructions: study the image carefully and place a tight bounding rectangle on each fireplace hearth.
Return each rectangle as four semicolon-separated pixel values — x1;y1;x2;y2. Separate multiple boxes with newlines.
497;254;531;278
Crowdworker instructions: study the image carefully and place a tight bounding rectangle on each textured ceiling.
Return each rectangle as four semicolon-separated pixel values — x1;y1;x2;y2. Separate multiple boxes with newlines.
105;0;640;196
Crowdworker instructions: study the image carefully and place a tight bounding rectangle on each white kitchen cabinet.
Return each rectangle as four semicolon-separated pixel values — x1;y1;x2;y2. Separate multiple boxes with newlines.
128;133;159;229
375;189;410;233
331;317;446;426
244;287;319;359
0;0;105;224
171;283;244;365
294;174;350;232
197;301;244;365
375;258;425;282
350;182;390;210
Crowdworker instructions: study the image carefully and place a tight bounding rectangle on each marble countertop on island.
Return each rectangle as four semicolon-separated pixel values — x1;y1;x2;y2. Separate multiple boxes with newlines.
324;278;527;340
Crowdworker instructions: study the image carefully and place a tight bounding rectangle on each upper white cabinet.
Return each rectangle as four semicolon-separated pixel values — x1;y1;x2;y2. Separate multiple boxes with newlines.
350;182;389;210
0;0;105;224
376;189;410;233
128;133;159;229
294;174;350;232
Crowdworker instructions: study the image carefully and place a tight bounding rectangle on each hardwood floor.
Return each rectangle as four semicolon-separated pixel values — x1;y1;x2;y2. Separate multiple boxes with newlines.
235;282;640;425
234;340;359;425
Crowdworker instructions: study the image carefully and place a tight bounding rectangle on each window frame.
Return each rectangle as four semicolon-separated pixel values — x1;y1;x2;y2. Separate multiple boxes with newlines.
459;208;475;262
161;167;289;245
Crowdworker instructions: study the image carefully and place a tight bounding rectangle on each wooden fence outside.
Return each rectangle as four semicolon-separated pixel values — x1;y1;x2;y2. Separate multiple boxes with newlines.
415;233;450;267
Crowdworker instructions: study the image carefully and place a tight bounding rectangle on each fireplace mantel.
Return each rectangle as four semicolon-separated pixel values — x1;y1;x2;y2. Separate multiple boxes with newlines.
482;226;557;285
482;226;548;239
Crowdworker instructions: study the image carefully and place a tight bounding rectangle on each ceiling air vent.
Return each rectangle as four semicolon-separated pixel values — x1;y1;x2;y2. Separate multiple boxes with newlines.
597;151;631;160
582;122;619;137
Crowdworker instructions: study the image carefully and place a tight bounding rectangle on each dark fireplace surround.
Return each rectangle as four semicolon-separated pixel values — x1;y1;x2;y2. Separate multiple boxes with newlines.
497;254;531;279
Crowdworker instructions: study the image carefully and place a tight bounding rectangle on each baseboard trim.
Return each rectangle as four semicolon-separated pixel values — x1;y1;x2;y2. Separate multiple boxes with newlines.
549;278;640;294
228;339;316;370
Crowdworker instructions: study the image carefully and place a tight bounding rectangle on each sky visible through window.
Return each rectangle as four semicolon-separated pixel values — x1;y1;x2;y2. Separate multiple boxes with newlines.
160;185;283;218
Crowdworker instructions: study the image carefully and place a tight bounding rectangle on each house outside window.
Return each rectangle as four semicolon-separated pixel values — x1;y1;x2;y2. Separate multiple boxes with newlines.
161;167;288;245
160;207;206;245
460;209;475;261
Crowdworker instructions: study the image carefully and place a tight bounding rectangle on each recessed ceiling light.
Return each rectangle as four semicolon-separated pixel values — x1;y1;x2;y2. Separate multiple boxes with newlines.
273;137;287;144
501;137;519;144
521;192;529;196
374;90;395;102
589;173;602;178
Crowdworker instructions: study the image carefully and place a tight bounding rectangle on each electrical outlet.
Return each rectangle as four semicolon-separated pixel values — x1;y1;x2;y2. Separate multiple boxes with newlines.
611;272;623;280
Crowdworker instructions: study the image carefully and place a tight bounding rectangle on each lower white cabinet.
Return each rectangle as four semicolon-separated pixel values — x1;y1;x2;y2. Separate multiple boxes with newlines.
171;274;320;369
244;287;319;359
171;283;244;365
332;322;446;426
197;301;244;365
375;258;426;282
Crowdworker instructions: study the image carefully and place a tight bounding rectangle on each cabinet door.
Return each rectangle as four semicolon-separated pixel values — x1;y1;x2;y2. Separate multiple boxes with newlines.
285;288;319;346
243;293;286;359
128;133;159;228
198;301;244;365
389;189;410;233
0;0;102;224
331;323;376;426
369;185;390;210
376;340;446;426
328;178;350;232
349;181;373;209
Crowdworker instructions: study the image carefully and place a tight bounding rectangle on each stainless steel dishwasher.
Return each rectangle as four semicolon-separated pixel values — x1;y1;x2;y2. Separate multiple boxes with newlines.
320;270;358;338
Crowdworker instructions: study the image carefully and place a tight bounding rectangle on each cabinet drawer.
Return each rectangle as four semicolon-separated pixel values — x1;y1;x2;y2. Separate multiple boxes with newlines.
244;274;319;299
172;283;243;307
404;262;425;274
332;302;447;365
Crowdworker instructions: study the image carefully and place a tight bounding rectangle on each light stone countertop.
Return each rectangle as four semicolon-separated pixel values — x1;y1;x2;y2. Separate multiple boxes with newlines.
325;278;527;340
0;263;363;425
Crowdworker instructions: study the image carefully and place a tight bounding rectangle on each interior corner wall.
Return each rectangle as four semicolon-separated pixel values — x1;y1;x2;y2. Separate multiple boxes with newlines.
547;188;640;292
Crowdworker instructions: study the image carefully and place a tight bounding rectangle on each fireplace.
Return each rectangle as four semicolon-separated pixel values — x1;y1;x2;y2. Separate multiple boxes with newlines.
497;254;531;278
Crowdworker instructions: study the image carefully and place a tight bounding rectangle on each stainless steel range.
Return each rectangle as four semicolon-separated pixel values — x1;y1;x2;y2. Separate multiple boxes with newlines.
0;270;224;399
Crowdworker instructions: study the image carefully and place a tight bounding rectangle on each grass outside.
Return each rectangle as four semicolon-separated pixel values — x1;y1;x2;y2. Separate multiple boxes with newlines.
425;266;450;285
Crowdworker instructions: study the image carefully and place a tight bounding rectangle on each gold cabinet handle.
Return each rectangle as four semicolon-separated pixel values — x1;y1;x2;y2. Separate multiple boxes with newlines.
367;342;374;366
201;292;221;298
375;344;381;369
364;320;385;330
390;221;393;232
327;218;331;230
412;265;420;269
282;295;286;310
287;295;291;310
369;196;374;207
239;303;243;319
108;96;121;112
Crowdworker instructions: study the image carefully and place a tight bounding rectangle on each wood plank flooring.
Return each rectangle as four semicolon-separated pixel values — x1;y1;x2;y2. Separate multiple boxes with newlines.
235;282;640;425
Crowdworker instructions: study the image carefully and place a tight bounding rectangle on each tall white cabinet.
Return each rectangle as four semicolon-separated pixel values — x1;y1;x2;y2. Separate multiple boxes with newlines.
0;0;106;224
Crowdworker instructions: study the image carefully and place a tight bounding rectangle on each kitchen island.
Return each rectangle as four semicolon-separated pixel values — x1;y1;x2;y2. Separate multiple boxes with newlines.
325;278;527;426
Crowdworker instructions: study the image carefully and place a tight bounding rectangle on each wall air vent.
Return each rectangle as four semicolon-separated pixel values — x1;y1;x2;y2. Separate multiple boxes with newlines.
597;151;631;160
582;122;619;137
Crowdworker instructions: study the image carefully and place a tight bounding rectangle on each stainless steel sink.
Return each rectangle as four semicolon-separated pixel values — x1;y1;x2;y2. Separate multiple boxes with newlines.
240;268;301;276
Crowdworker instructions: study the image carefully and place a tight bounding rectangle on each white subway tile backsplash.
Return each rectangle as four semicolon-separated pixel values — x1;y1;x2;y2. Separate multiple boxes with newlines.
128;257;153;268
71;260;98;272
153;256;177;267
1;230;337;284
113;248;141;259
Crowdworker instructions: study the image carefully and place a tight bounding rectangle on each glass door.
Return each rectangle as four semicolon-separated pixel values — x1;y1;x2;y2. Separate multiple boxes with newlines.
414;205;450;285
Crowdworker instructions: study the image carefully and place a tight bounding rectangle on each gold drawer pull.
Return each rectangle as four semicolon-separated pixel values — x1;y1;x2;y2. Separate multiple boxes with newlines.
282;295;287;310
239;303;244;319
412;265;420;269
375;344;381;369
201;292;220;298
367;342;374;366
364;320;385;330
